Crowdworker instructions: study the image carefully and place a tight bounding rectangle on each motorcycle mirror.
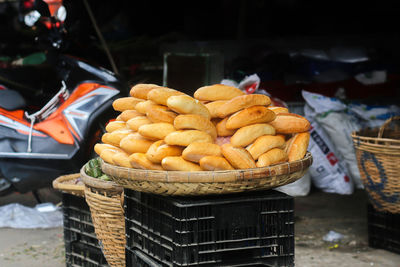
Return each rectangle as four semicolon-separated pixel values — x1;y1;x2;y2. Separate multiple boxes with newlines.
56;5;67;22
24;10;41;27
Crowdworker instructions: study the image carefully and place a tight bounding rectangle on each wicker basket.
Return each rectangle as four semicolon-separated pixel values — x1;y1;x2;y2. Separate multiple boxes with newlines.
52;173;85;197
352;116;400;214
80;164;125;267
101;152;313;196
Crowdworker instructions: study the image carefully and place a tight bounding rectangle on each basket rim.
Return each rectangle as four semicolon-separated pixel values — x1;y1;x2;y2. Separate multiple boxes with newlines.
52;173;84;193
101;152;313;183
80;164;123;192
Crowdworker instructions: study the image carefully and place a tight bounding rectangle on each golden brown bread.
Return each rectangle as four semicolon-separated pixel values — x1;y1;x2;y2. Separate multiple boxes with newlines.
267;106;289;114
105;121;127;132
216;94;271;118
146;140;183;164
119;110;143;121
126;116;152;131
167;95;211;120
164;130;213;147
134;100;165;114
116;114;123;121
102;129;133;146
286;132;310;162
147;108;177;124
256;148;288;167
119;133;154;154
230;123;276;147
129;84;160;99
138;122;176;140
205;100;228;118
147;87;184;105
246;135;286;160
112;151;132;168
226;106;276;129
100;148;120;164
221;143;256;169
199;156;234;171
216;117;237;137
194;84;245;101
161;156;202;171
182;142;222;163
94;143;123;156
174;114;217;140
129;153;163;170
269;113;311;134
112;97;144;112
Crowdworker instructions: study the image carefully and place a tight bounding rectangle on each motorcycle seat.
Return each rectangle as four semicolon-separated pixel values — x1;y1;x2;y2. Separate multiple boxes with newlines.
0;89;26;111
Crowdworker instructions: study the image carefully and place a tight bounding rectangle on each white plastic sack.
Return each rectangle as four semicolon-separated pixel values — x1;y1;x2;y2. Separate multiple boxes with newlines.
275;171;311;197
0;202;63;229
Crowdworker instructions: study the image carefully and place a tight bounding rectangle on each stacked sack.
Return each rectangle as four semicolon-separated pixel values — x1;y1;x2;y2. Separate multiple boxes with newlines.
94;83;311;171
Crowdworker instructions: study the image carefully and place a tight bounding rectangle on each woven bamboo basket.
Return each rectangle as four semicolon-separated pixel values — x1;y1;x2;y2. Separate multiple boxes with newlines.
52;173;85;197
101;152;313;196
352;116;400;214
80;164;125;267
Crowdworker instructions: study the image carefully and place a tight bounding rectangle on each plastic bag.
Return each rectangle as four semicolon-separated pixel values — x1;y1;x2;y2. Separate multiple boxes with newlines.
275;171;311;197
0;202;63;229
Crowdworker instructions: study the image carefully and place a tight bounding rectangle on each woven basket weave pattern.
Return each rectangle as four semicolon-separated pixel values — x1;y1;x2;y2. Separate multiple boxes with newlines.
52;173;84;197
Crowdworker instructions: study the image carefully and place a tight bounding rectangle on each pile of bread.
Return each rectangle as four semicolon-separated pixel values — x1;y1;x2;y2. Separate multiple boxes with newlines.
94;84;311;172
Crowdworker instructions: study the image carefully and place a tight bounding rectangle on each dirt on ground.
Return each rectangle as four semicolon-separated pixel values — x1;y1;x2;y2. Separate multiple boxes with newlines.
0;187;399;267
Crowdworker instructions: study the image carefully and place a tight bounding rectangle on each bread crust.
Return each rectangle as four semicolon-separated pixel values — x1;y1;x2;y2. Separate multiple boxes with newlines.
267;106;289;114
174;114;217;140
120;133;154;154
246;135;286;160
199;156;234;171
194;84;244;101
126;116;152;131
119;110;143;121
226;106;276;129
112;151;132;168
146;140;183;163
221;143;256;169
138;122;176;140
129;84;160;99
230;123;276;147
161;156;202;171
112;97;144;111
256;148;288;167
102;129;133;146
182;142;222;162
167;95;211;120
147;87;184;105
147;108;177;124
129;153;163;170
216;94;271;118
286;132;310;162
269;113;311;134
135;100;164;114
164;130;213;146
216;117;237;137
94;143;123;156
105;121;127;132
205;100;228;118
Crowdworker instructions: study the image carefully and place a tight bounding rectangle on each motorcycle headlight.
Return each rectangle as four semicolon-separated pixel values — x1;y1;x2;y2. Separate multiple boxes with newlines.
24;10;41;27
56;5;67;22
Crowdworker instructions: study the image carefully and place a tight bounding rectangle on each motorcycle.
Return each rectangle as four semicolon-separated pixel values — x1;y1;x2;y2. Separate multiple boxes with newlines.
0;0;127;198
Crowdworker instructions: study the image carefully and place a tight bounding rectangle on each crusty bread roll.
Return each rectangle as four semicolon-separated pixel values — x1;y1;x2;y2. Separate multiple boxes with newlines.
129;84;160;99
199;156;234;171
267;106;289;114
269;113;311;134
182;142;222;163
146;140;183;163
126;116;152;131
138;122;176;140
286;132;310;162
147;87;184;105
112;151;132;168
102;129;133;146
230;123;276;147
94;143;123;156
120;133;154;154
256;148;288;167
194;84;245;101
119;110;143;121
100;148;120;164
216;117;237;137
129;153;163;170
112;97;144;112
116;115;123;121
205;100;228;118
246;135;286;160
215;136;232;146
174;114;217;140
164;130;213;146
167;95;211;120
221;143;256;169
161;156;202;171
216;94;271;118
105;121;127;132
226;106;276;129
135;100;165;114
147;108;177;124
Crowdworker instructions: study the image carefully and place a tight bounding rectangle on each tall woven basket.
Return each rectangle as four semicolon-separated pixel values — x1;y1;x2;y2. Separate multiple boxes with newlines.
352;116;400;214
80;164;125;267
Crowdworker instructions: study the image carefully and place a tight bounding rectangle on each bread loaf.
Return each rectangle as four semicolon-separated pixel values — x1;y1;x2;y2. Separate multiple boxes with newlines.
246;135;286;160
267;106;289;114
134;100;164;114
100;148;120;164
230;123;276;147
205;100;228;118
105;121;127;132
286;132;310;162
174;114;217;140
216;117;237;137
146;140;183;163
138;122;176;140
161;156;202;171
164;130;213;146
126;116;152;131
182;142;222;162
129;84;160;99
94;143;123;156
119;110;143;121
221;144;256;169
199;156;234;171
102;129;133;146
194;84;245;101
216;94;271;118
147;87;184;105
226;106;276;129
112;151;132;168
256;148;288;167
147;108;177;124
129;153;163;170
120;133;154;154
269;113;311;134
167;95;211;120
112;97;144;111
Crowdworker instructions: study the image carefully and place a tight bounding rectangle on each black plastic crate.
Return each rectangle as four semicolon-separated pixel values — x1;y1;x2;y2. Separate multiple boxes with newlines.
125;189;294;267
368;204;400;255
62;193;108;266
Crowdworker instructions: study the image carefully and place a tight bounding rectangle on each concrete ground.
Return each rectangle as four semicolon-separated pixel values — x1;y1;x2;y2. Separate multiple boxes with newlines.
0;187;399;267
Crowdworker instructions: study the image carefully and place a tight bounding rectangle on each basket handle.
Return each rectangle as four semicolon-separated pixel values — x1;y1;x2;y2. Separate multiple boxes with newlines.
378;116;400;139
